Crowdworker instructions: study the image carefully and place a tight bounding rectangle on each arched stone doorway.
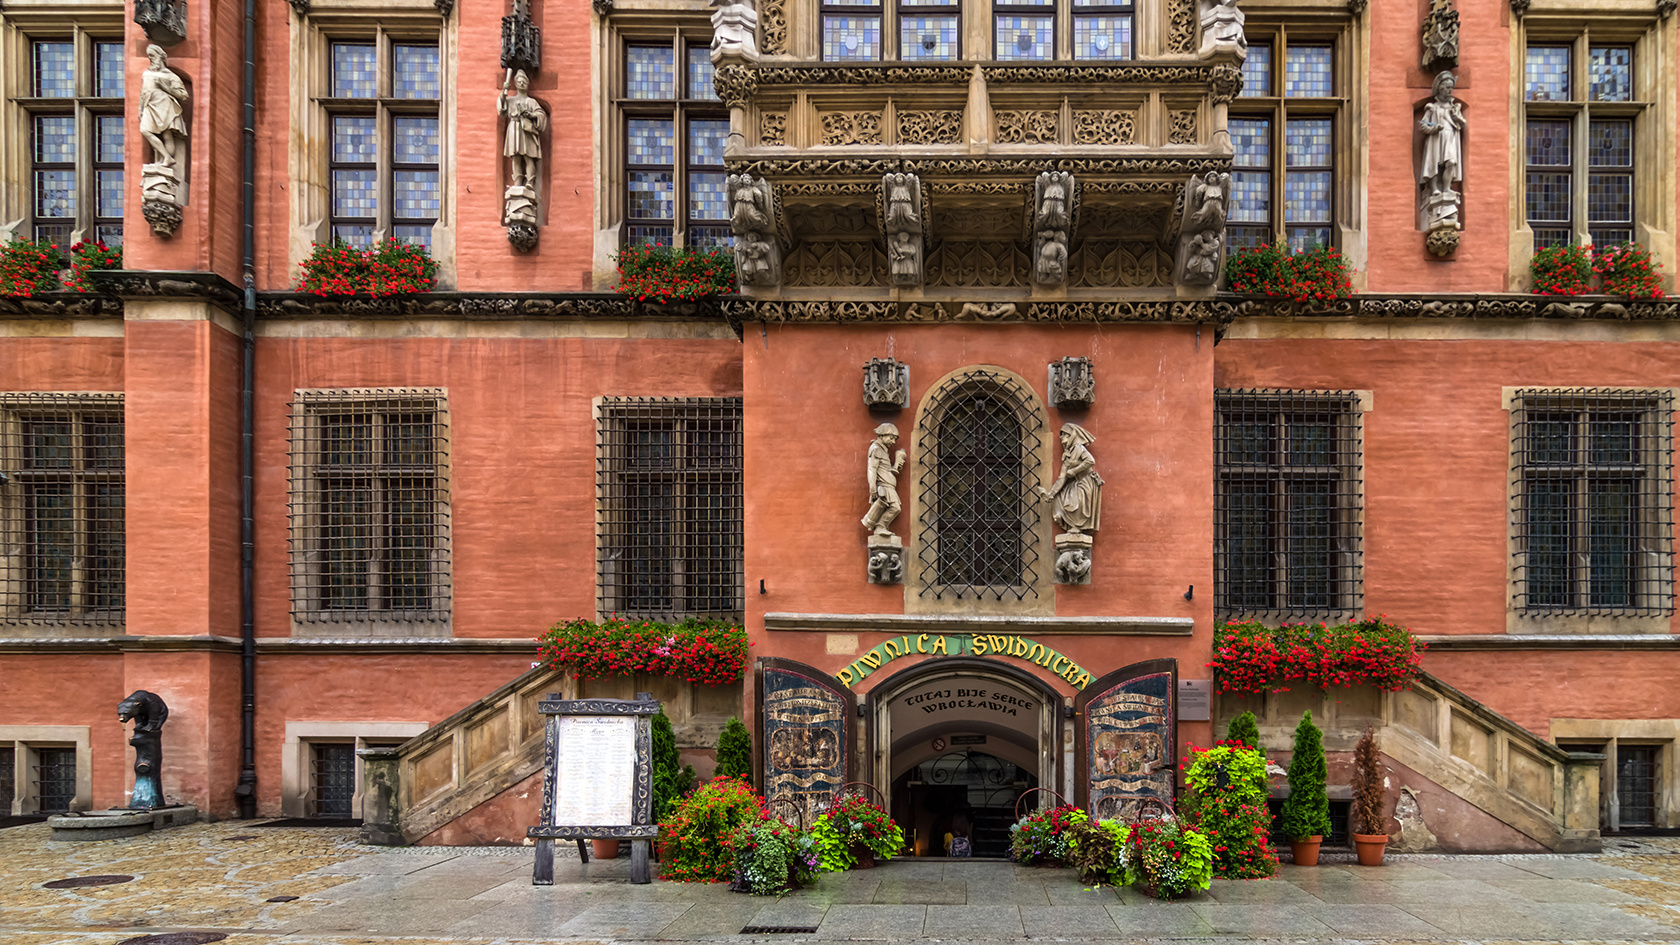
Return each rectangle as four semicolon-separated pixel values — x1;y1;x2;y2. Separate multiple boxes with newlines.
867;659;1063;858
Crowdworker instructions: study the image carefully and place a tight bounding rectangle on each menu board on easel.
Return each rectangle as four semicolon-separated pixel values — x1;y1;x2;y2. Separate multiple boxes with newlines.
528;694;659;886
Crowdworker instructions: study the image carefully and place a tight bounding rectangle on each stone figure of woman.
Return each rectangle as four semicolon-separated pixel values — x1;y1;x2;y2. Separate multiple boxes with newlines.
1418;71;1465;201
139;45;189;169
499;70;548;189
1041;423;1103;535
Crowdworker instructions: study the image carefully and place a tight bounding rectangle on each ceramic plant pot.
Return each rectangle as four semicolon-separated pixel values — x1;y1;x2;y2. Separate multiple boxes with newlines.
1290;835;1323;866
1352;832;1389;866
592;838;621;860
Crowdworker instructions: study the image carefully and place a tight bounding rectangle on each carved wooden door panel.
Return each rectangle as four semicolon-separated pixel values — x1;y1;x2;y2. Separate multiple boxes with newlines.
757;658;855;826
1074;658;1178;821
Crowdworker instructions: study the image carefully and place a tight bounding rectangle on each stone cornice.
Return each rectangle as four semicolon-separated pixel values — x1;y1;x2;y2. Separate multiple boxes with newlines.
762;612;1195;635
743;62;1222;89
256;292;729;321
753;63;974;86
727;156;1230;179
724;298;1240;326
0;292;123;319
0;634;538;655
87;270;244;310
980;63;1219;86
1218;292;1680;320
1418;634;1680;650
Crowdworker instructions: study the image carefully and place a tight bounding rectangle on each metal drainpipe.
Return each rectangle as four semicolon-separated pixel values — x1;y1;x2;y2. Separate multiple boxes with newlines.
236;0;259;819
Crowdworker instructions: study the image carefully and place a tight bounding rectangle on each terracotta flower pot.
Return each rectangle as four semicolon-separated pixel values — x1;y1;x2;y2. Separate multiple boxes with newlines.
1289;835;1323;866
592;838;621;860
1352;832;1389;866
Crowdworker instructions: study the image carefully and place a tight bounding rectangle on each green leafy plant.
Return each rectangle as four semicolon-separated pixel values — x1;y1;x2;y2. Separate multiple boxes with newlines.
659;775;767;882
1123;818;1214;899
1008;804;1085;866
652;709;696;824
811;791;905;869
1207;616;1426;695
1179;742;1278;879
1223;242;1355;302
1593;242;1667;299
1529;243;1593;296
1280;711;1332;841
1065;818;1133;887
295;239;437;296
0;238;66;297
615;244;736;302
727;817;820;895
715;717;753;782
1351;727;1387;836
1226;711;1262;751
538;616;749;687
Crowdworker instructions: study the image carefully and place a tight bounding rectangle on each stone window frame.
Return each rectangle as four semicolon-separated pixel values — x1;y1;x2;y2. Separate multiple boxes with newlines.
286;2;457;285
1508;8;1674;286
612;25;730;251
594;396;746;622
0;4;126;247
280;721;428;819
1553;718;1678;831
286;387;453;638
1212;388;1367;625
0;725;92;814
909;365;1053;613
1504;387;1674;633
1227;22;1349;255
0;392;126;634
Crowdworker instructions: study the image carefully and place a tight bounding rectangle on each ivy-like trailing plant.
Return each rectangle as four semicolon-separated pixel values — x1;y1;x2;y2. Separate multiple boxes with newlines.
1179;741;1278;879
1226;711;1262;751
615;244;736;302
538;616;749;687
810;792;905;870
714;717;753;783
1223;242;1355;302
1008;803;1085;866
1529;243;1593;296
1207;616;1426;695
652;709;696;824
0;239;66;297
1350;726;1387;836
727;817;820;895
1593;242;1667;299
1123;818;1215;899
295;239;438;296
1280;711;1332;842
1065;818;1133;887
659;776;767;882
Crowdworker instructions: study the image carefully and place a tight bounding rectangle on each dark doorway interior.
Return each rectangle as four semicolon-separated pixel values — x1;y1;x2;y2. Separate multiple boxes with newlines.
891;751;1036;858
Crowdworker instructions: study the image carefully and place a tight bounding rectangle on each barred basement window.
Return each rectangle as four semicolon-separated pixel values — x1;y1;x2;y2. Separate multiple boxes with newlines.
0;393;124;627
288;390;450;632
0;746;13;813
1618;744;1659;829
597;398;743;619
1215;390;1363;621
1510;389;1673;616
34;746;75;813
310;742;357;818
916;369;1045;601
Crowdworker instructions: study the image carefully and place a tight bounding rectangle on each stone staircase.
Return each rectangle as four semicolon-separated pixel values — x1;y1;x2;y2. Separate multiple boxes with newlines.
1219;670;1603;853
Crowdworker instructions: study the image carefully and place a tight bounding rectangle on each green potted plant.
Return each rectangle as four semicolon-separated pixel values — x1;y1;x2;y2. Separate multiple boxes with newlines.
658;775;767;882
1122;818;1215;899
1350;726;1389;866
811;791;904;869
1227;710;1262;750
1280;710;1331;866
715;717;753;783
1180;741;1278;878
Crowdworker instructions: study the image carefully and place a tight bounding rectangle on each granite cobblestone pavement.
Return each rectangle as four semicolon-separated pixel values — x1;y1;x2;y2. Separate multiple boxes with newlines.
7;822;1680;945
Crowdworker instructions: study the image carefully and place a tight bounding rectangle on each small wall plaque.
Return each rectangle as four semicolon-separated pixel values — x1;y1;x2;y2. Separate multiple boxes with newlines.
1177;679;1211;722
863;358;909;411
1049;357;1095;409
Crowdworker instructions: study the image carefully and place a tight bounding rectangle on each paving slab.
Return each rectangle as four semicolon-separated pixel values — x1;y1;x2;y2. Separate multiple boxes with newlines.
1044;882;1123;906
962;880;1053;905
660;898;772;938
1106;902;1219;936
1304;903;1450;937
816;903;928;939
555;901;695;937
289;895;500;934
1423;859;1553;882
1206;877;1321;904
1491;877;1644;903
924;903;1025;937
1188;903;1339;936
1018;903;1121;935
1386;878;1531;907
1508;858;1654;880
747;900;832;928
1406;902;1554;937
873;880;967;904
1509;899;1679;937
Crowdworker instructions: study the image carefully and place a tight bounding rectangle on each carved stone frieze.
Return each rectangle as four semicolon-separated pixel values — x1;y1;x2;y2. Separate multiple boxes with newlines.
1072;109;1136;145
1208;62;1244;102
1420;0;1459;72
821;111;883;145
782;241;888;287
755;65;971;86
725;298;1242;325
928;180;1029;196
925;241;1031;287
727;155;1230;178
984;64;1211;85
713;64;757;108
0;293;124;319
995;110;1060;145
133;0;187;46
1169;109;1198;144
863;357;909;409
776;181;878;198
1168;0;1198;54
897;110;963;145
760;0;789;53
730;157;902;177
1049;356;1096;409
760;112;787;146
1080;180;1180;195
1070;240;1174;288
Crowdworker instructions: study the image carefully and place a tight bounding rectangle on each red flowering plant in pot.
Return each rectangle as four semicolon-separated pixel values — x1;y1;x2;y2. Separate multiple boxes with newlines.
1593;242;1667;299
538;616;749;687
1207;616;1425;695
0;238;66;297
615;244;736;302
1223;242;1355;303
61;241;123;292
811;791;904;870
1529;243;1593;296
296;239;438;297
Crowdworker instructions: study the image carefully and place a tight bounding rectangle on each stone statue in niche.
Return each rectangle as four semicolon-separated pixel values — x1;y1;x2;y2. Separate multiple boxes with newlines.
139;45;189;237
882;173;924;287
1189;170;1229;231
118;690;169;809
863;422;907;585
1174;171;1230;286
710;0;760;62
1418;71;1465;255
1198;0;1247;59
499;69;548;250
729;174;782;286
1032;171;1073;286
1185;231;1222;282
1043;423;1102;585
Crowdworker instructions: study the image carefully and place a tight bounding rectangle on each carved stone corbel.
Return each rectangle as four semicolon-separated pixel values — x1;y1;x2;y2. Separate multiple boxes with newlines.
711;0;760;62
286;0;310;15
1208;62;1243;103
1032;171;1074;286
434;0;453;14
134;0;188;46
881;173;925;288
1174;171;1229;286
1509;0;1529;15
1048;357;1095;409
713;64;757;108
863;358;909;410
1346;0;1368;13
1420;0;1459;72
502;0;542;74
1660;0;1676;18
730;174;782;287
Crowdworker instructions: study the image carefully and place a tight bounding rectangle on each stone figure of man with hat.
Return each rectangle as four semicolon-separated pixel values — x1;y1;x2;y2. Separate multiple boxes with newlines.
862;423;908;537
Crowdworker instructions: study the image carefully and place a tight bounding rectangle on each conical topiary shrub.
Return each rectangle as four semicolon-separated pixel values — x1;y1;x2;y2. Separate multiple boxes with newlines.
1226;710;1261;751
651;709;695;823
1280;710;1331;864
715;716;753;784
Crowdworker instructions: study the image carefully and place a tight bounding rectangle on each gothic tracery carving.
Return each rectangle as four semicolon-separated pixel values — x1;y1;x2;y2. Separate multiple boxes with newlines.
822;112;884;145
995;110;1060;145
1072;110;1137;145
1169;109;1198;144
760;112;787;146
897;110;963;145
759;0;789;53
1167;0;1198;54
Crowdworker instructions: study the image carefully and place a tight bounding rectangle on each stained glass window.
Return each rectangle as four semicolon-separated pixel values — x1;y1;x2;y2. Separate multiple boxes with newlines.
327;35;444;248
995;12;1054;60
331;43;377;98
96;42;125;98
629;46;676;99
393;45;440;100
901;14;960;60
34;42;74;98
624;41;729;249
1526;46;1570;101
1589;46;1632;102
1230;41;1338;250
1241;43;1272;97
1588;119;1633;246
26;40;124;246
1525;42;1642;247
1284;46;1332;97
824;14;883;60
687;48;717;100
1073;14;1131;60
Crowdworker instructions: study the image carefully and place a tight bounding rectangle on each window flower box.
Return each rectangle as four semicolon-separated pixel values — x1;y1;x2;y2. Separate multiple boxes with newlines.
1207;615;1425;695
295;239;437;297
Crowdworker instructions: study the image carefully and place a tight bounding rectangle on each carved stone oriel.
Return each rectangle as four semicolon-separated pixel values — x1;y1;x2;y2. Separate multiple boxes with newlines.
1418;71;1465;251
502;0;542;74
1174;171;1230;286
863;358;909;410
882;172;925;287
730;174;782;286
1420;0;1459;72
711;0;760;62
1032;171;1074;286
1198;0;1247;60
1049;356;1095;409
134;0;187;46
139;45;189;238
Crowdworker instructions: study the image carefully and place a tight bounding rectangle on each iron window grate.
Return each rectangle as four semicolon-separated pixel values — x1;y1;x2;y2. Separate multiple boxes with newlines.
916;369;1045;601
1215;390;1363;621
310;743;357;818
0;393;125;626
1511;388;1673;616
597;398;744;620
35;747;75;813
1617;745;1659;828
288;389;451;623
0;747;13;812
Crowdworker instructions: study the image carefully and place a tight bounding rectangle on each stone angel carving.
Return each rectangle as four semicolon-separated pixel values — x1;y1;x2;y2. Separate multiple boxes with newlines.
728;174;781;286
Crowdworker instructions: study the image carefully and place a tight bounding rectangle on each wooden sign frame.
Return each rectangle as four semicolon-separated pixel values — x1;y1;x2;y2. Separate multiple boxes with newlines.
528;692;659;885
